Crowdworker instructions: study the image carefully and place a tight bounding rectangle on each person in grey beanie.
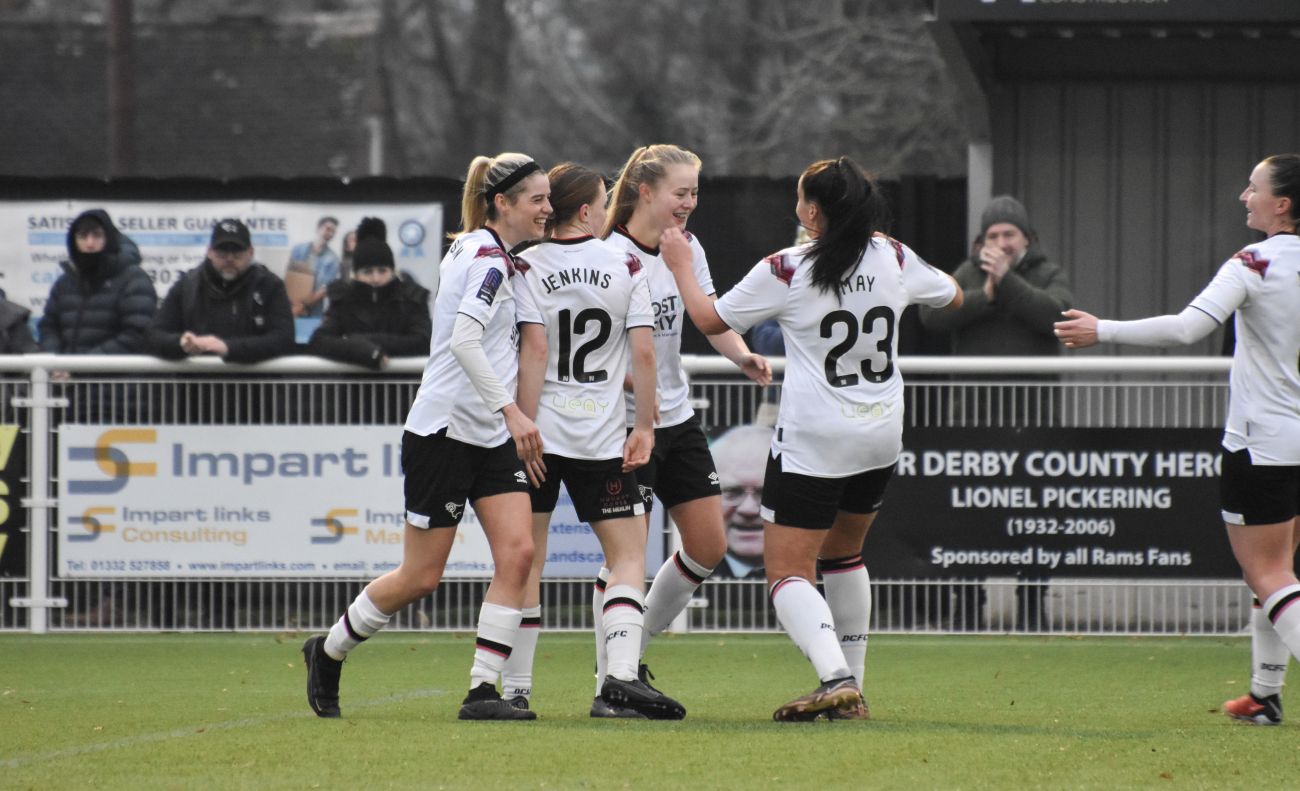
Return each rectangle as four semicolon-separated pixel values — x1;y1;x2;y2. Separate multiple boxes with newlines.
917;195;1073;632
918;195;1073;357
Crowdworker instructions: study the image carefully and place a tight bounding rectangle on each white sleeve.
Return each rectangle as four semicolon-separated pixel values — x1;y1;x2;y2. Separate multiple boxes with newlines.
514;263;543;326
626;269;654;330
1097;306;1221;347
897;242;958;308
1097;259;1246;347
714;256;790;335
1187;259;1249;323
450;312;512;413
688;235;716;296
457;246;512;327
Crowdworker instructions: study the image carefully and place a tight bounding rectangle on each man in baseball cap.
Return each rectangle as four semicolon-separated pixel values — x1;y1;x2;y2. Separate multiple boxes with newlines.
147;217;294;363
209;218;252;251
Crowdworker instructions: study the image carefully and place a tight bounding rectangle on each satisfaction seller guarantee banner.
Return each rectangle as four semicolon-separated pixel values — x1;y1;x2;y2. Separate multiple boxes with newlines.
867;427;1235;578
56;425;621;579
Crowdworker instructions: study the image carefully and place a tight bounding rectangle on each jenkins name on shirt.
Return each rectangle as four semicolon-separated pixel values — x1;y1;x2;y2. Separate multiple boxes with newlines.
538;267;614;294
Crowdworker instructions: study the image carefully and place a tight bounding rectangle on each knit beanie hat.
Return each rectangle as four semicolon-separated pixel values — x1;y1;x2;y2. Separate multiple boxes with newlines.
352;217;394;271
979;195;1032;238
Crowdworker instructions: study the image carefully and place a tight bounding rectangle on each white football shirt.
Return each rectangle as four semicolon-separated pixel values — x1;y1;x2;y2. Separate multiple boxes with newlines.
405;227;520;447
515;236;654;459
606;226;715;428
715;237;957;477
1187;232;1300;464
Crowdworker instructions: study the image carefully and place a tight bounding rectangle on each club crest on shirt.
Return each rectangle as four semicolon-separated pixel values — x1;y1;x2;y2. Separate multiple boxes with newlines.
477;268;504;305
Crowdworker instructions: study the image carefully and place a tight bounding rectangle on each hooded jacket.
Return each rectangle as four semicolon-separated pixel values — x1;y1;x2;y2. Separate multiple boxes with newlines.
0;289;38;354
36;209;156;354
149;258;295;364
918;248;1073;357
307;274;431;369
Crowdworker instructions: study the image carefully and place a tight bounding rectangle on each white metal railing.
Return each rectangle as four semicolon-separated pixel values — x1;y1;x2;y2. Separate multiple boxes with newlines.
0;354;1244;635
0;352;1235;375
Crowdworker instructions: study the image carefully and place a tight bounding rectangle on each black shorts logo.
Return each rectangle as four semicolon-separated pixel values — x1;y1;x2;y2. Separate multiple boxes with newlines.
606;478;624;496
444;501;463;519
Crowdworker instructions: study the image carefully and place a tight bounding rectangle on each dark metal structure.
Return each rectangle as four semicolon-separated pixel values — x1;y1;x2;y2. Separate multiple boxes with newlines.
929;0;1300;354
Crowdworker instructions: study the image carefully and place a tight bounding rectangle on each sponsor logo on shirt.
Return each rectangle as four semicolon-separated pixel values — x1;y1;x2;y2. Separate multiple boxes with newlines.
549;394;611;415
477;268;504;305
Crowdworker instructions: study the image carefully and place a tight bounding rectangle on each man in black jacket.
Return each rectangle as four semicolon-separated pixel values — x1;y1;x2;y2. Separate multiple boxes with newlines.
37;209;156;354
149;219;295;364
307;217;431;370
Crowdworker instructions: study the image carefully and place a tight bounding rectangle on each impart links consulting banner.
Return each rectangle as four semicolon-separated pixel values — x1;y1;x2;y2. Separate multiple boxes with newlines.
56;425;628;579
867;427;1236;578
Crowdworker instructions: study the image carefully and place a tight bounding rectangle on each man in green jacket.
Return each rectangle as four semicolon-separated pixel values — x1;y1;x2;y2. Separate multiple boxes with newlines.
919;195;1073;357
918;195;1073;632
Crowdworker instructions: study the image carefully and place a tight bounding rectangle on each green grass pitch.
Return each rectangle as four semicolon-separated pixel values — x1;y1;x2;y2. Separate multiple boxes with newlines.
0;632;1294;789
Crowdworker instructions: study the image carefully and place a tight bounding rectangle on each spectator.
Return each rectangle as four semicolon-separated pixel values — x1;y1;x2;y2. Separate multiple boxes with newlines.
918;195;1075;631
287;216;341;317
37;209;155;354
0;289;37;354
918;195;1072;361
307;218;431;369
39;209;155;623
149;219;295;364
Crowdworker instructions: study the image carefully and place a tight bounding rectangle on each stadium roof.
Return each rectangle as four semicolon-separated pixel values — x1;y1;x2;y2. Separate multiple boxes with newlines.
929;0;1300;136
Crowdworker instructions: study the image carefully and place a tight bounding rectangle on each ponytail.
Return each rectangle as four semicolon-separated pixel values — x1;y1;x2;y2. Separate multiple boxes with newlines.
800;157;890;297
451;152;539;239
545;162;605;236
